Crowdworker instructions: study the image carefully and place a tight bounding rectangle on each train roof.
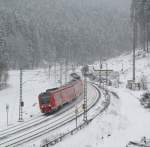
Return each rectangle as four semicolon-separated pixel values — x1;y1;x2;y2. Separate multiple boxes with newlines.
70;73;81;80
44;79;80;94
46;88;58;92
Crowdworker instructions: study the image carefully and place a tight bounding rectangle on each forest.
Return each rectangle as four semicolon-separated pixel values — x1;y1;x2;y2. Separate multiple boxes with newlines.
0;0;131;86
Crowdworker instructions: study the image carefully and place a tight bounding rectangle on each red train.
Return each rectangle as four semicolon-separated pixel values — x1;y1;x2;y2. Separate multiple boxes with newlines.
38;79;83;113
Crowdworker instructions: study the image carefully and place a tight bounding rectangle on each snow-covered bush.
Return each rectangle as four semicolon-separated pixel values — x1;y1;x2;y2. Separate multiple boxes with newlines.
41;138;50;146
140;92;150;108
140;75;148;90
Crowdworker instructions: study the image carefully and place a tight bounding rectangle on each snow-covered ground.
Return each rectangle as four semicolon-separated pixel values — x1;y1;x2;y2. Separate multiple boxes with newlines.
0;68;57;129
1;49;150;147
55;50;150;147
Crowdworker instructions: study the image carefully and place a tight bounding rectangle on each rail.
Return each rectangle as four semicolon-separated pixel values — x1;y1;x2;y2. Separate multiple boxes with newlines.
41;84;111;147
41;120;92;147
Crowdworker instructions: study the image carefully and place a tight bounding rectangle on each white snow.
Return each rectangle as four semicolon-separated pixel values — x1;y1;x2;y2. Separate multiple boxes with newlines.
1;49;150;147
54;50;150;147
0;68;57;129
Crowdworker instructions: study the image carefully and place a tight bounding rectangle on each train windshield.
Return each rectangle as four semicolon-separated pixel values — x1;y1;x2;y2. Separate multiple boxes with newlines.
39;93;50;104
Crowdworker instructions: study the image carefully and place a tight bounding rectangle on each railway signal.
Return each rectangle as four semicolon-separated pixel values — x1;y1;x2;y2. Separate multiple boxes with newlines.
6;104;9;126
75;106;78;128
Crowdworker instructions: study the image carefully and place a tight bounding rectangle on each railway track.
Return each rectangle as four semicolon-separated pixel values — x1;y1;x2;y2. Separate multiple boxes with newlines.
41;83;112;147
0;94;83;141
0;83;99;147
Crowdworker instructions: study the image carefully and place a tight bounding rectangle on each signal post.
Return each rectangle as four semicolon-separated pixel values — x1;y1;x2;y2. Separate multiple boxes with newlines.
19;68;24;122
82;65;89;122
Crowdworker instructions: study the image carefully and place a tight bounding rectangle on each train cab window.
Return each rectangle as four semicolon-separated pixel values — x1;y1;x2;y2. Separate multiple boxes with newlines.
40;93;50;104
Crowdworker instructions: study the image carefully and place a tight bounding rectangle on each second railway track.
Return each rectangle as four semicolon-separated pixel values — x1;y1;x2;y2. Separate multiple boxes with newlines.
0;83;100;147
0;93;83;140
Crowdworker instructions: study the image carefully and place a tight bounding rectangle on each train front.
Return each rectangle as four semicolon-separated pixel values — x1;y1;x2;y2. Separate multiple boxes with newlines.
38;92;52;113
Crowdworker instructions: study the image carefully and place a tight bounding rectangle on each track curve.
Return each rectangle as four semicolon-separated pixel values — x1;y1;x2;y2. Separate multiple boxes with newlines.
0;83;100;147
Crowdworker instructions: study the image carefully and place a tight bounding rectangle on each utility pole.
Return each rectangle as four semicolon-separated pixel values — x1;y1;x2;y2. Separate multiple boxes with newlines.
72;64;74;72
19;68;24;122
133;6;137;81
6;104;9;126
59;60;63;86
83;75;87;122
106;63;108;86
118;73;120;88
99;60;102;87
54;61;57;83
146;22;149;53
141;0;146;52
121;63;124;72
54;60;58;86
82;66;88;122
75;106;78;128
144;21;146;51
48;64;51;80
65;59;68;84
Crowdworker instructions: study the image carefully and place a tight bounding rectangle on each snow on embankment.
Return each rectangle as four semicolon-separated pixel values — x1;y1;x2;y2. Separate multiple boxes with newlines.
107;50;150;89
0;69;56;129
55;50;150;147
106;50;150;146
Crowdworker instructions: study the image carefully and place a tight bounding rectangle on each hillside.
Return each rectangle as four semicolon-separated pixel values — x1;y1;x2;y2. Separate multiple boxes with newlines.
0;50;150;147
54;50;150;147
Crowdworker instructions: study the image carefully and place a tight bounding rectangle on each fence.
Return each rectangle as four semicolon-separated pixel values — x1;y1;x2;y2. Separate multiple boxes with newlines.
41;120;92;147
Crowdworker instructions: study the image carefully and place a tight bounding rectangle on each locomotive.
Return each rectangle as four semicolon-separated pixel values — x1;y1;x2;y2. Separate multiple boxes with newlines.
38;77;83;113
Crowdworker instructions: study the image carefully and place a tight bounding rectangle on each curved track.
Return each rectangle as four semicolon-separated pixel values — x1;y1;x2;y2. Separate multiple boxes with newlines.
0;94;83;140
0;83;100;147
